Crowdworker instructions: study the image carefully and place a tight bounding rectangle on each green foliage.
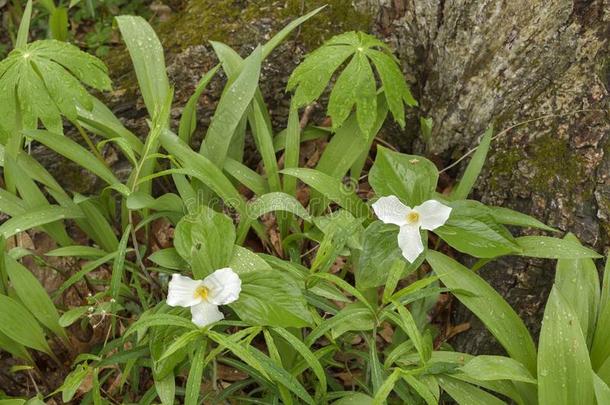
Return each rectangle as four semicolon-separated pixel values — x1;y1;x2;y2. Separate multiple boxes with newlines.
0;4;605;404
288;31;416;135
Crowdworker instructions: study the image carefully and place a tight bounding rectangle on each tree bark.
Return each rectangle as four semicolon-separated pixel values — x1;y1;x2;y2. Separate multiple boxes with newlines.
362;0;610;354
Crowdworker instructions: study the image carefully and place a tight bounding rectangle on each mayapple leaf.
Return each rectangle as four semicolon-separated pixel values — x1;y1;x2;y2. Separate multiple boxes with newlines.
288;31;416;135
0;40;111;134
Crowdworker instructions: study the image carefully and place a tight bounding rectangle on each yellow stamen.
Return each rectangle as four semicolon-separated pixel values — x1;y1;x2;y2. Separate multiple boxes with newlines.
194;285;209;300
406;211;420;224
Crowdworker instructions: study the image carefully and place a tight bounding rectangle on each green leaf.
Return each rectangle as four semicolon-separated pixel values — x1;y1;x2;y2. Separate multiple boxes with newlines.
332;393;374;405
0;295;52;355
154;372;175;405
116;16;169;119
0;205;83;239
15;0;33;49
435;200;521;258
592;260;610;370
5;256;67;340
281;168;371;219
247;192;311;221
24;130;126;192
185;341;207;405
200;47;262;168
516;236;602;259
228;246;272;275
460;356;536;384
0;38;111;133
231;270;312;328
538;286;594;405
59;306;89;327
451;126;493;200
110;225;131;302
328;52;377;134
179;65;220;142
486;206;557;232
369;146;438;206
45;245;107;258
593;373;610;404
174;207;235;278
437;376;505;405
148;248;188;270
387;302;429;364
372;368;401;405
0;330;32;363
366;49;417;127
356;221;419;289
57;364;90;402
306;303;374;345
426;251;536;375
555;233;600;345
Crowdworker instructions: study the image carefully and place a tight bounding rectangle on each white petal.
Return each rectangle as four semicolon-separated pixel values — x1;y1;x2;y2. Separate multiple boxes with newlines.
398;225;424;263
166;274;202;307
190;302;224;327
202;268;242;305
372;196;410;226
415;200;452;231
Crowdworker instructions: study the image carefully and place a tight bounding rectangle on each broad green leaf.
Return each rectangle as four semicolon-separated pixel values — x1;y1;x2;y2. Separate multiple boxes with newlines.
592;260;610;370
538;286;594;405
224;157;267;195
555;233;600;345
174;207;235;278
328;52;376;134
402;374;438;405
116;16;169;119
460;355;536;384
5;256;66;340
110;225;131;302
76;196;119;252
247;192;311;221
387;302;429;363
281;168;371;219
332;393;374;405
435;200;521;258
426;251;536;374
272;327;327;398
516;236;601;259
0;205;83;239
148;248;188;270
437;376;505;405
0;295;52;354
59;306;89;327
201;47;262;167
228;246;272;275
451;126;493;200
356;221;421;289
154;372;175;405
231;270;312;328
126;191;183;212
366;48;417;127
369;146;438;206
158;330;202;362
0;330;32;363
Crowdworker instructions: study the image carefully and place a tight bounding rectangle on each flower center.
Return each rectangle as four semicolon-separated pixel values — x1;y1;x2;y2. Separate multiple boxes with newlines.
406;211;420;224
194;285;209;300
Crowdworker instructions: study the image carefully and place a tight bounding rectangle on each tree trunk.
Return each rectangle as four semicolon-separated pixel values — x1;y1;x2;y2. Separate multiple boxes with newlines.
362;0;610;354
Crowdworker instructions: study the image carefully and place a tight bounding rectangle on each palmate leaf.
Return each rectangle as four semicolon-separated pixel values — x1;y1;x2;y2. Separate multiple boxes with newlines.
287;31;416;135
0;39;111;133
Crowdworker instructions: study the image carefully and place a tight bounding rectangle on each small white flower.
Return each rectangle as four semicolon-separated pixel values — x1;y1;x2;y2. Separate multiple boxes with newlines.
166;268;241;327
372;196;452;263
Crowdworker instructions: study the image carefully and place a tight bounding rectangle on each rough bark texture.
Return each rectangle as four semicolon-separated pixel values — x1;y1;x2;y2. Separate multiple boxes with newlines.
99;0;610;356
361;0;610;354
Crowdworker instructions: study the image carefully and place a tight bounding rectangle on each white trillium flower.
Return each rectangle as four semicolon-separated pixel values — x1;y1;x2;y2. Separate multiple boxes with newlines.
372;196;452;263
166;268;241;327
